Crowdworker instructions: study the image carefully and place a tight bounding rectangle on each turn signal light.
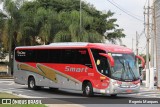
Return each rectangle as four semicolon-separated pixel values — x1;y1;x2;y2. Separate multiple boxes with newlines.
100;76;106;80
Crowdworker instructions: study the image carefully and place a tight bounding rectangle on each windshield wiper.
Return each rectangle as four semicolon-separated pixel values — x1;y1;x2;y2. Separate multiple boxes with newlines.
117;57;126;80
126;61;137;80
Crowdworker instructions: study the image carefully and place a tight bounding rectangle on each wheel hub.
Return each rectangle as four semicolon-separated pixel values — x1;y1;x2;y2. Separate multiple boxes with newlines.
85;86;90;95
30;80;34;88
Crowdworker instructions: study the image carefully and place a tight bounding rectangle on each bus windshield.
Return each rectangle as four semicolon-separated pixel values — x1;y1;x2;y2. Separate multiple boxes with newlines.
111;53;139;81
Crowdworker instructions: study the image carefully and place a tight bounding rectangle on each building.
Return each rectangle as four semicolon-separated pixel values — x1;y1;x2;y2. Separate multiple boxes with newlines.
155;0;160;88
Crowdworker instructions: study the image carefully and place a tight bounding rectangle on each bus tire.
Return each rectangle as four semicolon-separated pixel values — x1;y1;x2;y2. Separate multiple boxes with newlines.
28;77;39;90
83;82;93;97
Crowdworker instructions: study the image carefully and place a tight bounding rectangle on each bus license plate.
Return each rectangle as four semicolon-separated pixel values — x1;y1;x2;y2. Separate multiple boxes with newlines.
126;90;132;93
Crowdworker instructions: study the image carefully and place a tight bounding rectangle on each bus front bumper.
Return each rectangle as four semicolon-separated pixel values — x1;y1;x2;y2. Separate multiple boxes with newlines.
93;83;140;95
109;84;140;94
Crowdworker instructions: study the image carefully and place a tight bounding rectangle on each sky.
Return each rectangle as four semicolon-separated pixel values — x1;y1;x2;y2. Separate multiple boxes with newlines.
85;0;148;54
0;0;148;54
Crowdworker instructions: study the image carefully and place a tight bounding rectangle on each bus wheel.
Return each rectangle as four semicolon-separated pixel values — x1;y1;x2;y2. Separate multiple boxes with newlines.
83;82;93;97
28;77;38;90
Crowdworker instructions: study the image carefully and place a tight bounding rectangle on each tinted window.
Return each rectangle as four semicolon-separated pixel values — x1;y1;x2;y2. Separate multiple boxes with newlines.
91;49;110;76
49;49;92;68
48;49;62;63
36;50;49;63
91;49;106;62
15;49;92;68
15;50;36;62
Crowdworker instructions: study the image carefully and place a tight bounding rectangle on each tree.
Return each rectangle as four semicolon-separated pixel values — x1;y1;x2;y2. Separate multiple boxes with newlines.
1;0;126;46
19;1;39;46
34;7;56;44
106;29;126;44
54;10;100;42
1;0;21;75
0;11;7;50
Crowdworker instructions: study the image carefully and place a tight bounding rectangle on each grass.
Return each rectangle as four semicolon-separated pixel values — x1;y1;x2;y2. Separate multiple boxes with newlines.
0;93;47;107
0;92;20;98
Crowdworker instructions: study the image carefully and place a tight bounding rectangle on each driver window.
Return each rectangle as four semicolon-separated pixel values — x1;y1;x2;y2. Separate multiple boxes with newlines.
91;49;110;76
96;56;109;76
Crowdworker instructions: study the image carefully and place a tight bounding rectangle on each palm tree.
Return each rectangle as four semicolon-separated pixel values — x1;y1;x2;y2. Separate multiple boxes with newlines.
34;7;56;44
106;29;125;44
2;0;21;75
0;11;7;48
54;10;102;42
19;1;39;46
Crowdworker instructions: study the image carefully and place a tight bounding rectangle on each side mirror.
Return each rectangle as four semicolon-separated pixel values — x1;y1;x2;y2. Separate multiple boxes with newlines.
136;55;145;69
99;53;115;67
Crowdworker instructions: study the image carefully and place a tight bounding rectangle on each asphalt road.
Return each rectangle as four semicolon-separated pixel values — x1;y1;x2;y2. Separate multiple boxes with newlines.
0;79;160;107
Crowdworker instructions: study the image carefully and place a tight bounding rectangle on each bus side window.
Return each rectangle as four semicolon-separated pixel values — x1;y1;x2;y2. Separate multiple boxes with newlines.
15;50;36;62
97;56;109;76
48;49;92;68
35;50;49;63
64;49;92;68
76;49;92;68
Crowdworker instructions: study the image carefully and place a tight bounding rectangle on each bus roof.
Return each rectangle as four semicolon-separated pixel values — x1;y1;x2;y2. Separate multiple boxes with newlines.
87;43;132;53
15;42;133;53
